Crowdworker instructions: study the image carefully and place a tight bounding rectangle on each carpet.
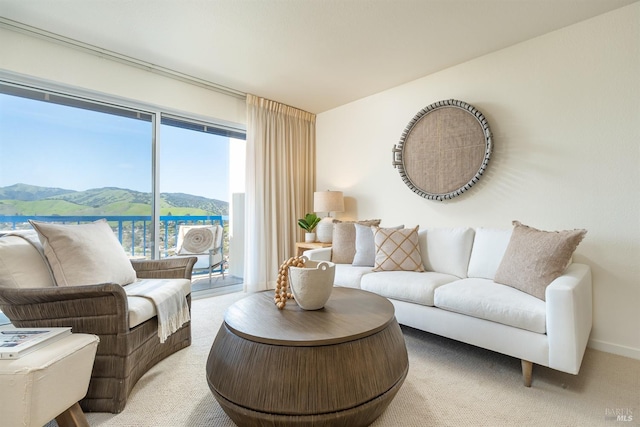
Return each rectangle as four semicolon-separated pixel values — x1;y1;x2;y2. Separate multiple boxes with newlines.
73;291;638;426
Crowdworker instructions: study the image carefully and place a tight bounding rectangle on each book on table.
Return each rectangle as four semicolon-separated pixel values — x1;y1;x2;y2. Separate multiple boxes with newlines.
0;327;72;359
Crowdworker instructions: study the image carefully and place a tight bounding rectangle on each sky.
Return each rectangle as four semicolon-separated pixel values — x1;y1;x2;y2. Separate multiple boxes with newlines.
0;93;243;202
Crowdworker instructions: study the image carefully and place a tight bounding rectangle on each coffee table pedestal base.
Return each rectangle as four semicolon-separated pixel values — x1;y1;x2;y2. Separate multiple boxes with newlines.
207;321;408;427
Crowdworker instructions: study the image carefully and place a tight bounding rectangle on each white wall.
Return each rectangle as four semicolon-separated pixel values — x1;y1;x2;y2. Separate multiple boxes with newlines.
316;4;640;359
0;27;246;126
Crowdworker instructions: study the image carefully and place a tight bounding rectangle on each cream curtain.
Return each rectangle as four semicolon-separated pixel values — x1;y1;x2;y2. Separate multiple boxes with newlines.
244;94;316;293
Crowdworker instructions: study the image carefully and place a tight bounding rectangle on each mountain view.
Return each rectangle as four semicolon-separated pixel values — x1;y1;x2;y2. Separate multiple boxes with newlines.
0;183;228;216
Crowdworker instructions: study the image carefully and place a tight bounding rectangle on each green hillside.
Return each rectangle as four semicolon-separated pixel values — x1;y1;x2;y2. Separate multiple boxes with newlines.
50;187;150;207
0;199;89;216
0;183;228;216
0;183;74;201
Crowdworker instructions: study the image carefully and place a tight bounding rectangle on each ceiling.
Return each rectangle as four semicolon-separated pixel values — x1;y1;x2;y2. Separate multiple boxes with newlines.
0;0;636;114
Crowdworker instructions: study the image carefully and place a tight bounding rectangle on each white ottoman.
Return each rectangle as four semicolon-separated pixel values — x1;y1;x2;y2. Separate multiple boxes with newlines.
0;333;99;427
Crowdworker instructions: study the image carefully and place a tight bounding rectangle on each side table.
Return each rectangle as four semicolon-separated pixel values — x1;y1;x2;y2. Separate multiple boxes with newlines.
0;333;99;427
295;241;331;257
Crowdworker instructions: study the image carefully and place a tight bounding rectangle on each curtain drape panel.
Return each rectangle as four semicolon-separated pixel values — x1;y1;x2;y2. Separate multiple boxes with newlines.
244;94;316;293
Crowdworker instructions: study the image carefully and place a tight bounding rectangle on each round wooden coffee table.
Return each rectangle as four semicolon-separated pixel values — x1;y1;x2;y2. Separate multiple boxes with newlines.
206;287;408;427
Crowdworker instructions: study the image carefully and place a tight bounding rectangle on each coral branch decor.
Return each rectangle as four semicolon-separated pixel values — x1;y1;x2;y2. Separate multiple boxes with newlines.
274;256;305;309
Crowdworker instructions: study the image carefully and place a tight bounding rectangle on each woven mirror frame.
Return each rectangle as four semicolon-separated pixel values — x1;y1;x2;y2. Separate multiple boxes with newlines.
393;99;492;201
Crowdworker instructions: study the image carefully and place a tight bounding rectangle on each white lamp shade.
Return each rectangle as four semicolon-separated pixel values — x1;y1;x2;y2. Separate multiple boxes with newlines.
314;191;344;214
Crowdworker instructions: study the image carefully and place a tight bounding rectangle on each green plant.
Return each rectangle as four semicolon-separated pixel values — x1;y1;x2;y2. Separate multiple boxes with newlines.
297;213;321;232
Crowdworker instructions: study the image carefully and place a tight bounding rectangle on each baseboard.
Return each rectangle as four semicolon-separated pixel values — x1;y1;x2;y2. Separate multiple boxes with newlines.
588;338;640;360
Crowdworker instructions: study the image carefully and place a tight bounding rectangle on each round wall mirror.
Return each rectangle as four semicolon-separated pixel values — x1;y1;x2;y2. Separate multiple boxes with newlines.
392;99;492;201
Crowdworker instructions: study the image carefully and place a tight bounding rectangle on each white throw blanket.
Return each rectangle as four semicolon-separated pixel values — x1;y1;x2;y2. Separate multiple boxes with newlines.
125;279;191;343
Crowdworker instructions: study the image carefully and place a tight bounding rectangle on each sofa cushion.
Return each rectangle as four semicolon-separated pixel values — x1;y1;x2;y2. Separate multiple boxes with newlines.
494;221;587;301
353;223;403;267
125;278;191;328
361;271;458;306
373;226;425;272
0;235;56;289
434;278;547;334
331;219;381;264
467;228;512;280
419;227;475;278
30;219;137;287
333;264;372;288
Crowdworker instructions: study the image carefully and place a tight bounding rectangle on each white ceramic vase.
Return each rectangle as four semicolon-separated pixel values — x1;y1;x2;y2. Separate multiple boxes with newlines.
315;219;334;243
288;258;336;310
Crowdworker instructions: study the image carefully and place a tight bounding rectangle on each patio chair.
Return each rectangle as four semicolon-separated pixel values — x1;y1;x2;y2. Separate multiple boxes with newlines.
170;224;225;280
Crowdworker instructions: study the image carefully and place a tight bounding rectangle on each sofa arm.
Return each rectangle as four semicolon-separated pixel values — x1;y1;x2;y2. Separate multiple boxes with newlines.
0;283;131;334
303;247;332;262
546;263;592;374
131;257;197;280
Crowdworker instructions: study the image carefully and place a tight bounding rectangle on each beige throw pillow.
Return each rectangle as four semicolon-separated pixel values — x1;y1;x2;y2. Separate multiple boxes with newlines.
331;219;381;264
373;226;425;272
494;221;587;301
30;219;138;287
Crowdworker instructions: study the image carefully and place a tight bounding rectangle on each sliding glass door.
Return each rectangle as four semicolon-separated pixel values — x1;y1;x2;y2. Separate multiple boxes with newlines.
0;81;245;263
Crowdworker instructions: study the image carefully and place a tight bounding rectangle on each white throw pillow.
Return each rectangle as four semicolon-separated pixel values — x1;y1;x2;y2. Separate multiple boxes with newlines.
353;223;403;267
176;225;219;255
419;227;475;278
30;219;137;287
467;228;513;280
0;235;56;289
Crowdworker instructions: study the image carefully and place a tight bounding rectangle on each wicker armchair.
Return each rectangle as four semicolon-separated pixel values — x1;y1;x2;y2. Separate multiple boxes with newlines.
0;233;196;414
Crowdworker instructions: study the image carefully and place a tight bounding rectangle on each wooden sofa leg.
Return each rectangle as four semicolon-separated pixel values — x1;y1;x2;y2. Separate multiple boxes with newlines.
521;360;533;387
55;402;89;427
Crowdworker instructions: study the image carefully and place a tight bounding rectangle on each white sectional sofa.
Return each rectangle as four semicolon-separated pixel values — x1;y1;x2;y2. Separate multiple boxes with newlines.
305;223;592;386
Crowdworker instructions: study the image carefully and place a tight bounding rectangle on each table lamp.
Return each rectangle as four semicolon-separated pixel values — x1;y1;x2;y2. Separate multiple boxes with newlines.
314;190;344;243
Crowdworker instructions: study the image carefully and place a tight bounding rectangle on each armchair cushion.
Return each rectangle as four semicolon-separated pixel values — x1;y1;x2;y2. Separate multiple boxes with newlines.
124;278;191;341
125;278;191;328
29;219;137;287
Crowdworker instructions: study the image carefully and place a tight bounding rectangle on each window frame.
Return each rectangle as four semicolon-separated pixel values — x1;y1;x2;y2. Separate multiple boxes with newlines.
0;72;246;259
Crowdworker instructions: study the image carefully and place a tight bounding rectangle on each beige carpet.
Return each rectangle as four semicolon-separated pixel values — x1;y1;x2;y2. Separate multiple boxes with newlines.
73;291;639;427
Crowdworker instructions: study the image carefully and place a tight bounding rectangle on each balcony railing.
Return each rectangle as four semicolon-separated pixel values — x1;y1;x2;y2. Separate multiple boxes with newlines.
0;215;229;259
